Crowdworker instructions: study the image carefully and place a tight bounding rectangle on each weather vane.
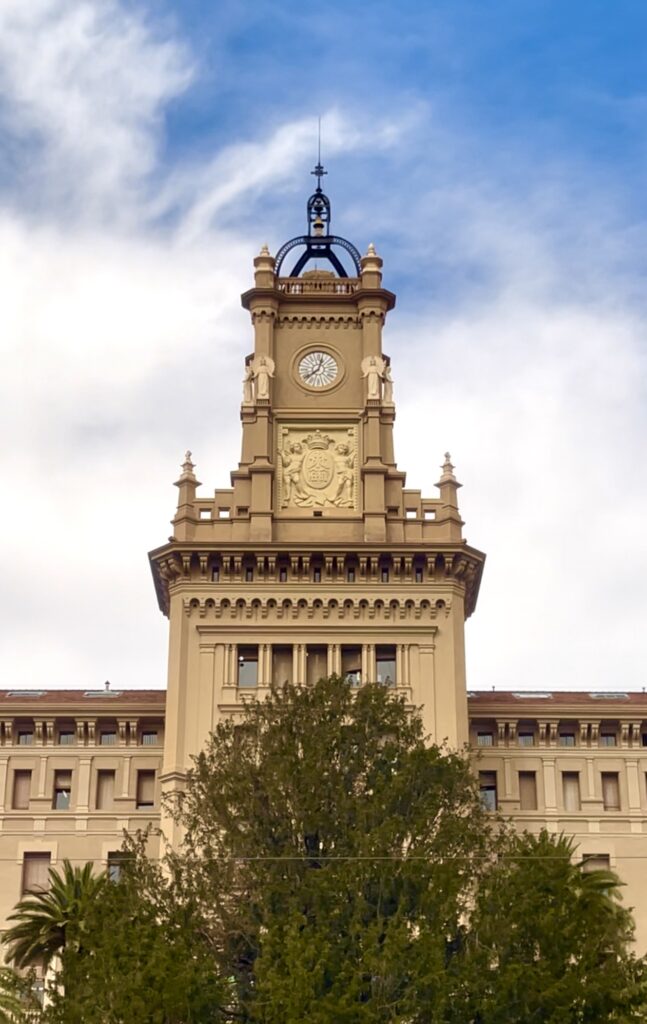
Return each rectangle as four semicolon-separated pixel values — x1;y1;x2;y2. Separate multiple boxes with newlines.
274;116;362;277
311;117;327;190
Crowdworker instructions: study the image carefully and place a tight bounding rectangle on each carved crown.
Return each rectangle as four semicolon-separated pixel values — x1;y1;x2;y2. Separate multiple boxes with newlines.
304;430;332;450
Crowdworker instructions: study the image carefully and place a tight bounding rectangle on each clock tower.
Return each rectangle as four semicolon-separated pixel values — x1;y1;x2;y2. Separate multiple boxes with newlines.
149;171;485;842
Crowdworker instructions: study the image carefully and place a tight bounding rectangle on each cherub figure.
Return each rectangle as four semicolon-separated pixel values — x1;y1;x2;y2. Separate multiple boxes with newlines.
280;441;310;506
332;442;355;507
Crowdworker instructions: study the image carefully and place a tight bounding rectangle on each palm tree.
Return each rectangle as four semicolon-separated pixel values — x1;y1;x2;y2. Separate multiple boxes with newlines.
3;860;107;969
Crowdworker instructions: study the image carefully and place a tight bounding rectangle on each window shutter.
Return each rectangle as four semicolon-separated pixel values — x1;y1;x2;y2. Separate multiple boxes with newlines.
22;853;51;892
12;770;31;810
519;771;537;810
563;772;581;812
602;772;620;810
136;770;155;808
96;770;115;810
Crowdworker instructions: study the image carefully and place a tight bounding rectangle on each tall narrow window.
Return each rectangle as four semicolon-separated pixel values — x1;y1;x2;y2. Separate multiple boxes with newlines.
53;770;72;810
341;646;362;687
562;771;581;812
272;646;293;686
22;853;51;893
519;771;538;810
376;645;396;686
107;852;129;882
479;772;497;811
347;567;355;583
136;770;156;810
306;646;327;686
601;772;620;810
12;770;31;810
96;769;115;810
237;646;258;688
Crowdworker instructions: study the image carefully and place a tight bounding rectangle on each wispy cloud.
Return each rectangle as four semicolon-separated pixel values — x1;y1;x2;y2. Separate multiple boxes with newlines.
1;0;646;695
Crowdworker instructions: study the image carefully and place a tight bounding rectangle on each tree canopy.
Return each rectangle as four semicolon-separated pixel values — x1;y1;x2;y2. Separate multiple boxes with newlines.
31;676;647;1023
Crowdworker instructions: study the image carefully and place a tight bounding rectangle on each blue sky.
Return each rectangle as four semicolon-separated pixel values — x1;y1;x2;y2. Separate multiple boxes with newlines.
1;0;646;692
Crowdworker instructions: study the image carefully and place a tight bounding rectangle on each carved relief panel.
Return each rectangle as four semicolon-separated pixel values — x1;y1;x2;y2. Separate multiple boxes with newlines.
277;424;359;511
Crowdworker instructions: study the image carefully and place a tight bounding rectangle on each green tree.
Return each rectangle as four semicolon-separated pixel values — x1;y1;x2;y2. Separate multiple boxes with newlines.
31;677;647;1023
41;837;226;1024
3;860;106;969
0;966;40;1023
177;675;499;1023
451;830;647;1024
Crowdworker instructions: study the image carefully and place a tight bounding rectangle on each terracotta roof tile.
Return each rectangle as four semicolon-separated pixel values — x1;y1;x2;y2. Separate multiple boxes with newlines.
468;690;646;707
0;689;165;706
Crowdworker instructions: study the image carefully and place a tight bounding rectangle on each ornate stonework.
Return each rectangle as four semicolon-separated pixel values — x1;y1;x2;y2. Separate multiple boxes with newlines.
277;424;359;510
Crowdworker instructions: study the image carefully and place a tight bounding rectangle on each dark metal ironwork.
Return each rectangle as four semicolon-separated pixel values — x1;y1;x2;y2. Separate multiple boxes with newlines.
275;161;362;278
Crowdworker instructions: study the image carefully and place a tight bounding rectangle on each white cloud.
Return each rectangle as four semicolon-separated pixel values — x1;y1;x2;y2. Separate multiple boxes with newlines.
0;0;192;220
1;0;646;697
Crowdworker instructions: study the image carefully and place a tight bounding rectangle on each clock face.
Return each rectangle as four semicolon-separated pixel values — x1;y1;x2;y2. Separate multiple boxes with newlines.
298;351;338;388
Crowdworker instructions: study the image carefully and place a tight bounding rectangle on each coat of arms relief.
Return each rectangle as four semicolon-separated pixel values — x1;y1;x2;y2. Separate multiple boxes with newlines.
278;425;358;510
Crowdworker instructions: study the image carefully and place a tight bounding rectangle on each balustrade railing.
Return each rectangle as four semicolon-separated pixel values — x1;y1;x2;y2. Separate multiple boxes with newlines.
277;277;360;295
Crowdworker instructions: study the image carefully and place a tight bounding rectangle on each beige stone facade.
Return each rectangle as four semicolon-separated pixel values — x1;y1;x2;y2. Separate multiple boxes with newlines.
3;190;647;953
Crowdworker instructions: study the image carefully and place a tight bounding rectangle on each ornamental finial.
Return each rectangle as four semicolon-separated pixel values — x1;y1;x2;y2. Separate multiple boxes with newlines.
441;452;455;477
180;450;196;478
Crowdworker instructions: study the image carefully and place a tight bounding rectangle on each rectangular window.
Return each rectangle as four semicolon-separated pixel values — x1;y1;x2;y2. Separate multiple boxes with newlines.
563;771;581;812
22;853;51;893
518;732;535;746
100;732;117;746
237;646;258;688
582;853;610;873
519;771;538;810
600;733;617;747
313;567;322;583
96;769;115;810
415;567;423;583
479;771;497;811
602;772;620;810
279;567;288;583
53;770;72;810
381;568;389;583
306;645;327;686
141;732;158;745
341;646;362;687
12;770;31;810
58;731;74;745
559;733;575;747
477;732;493;747
107;852;129;882
18;732;33;746
347;567;355;582
136;770;155;809
271;646;293;686
376;645;396;686
245;567;253;582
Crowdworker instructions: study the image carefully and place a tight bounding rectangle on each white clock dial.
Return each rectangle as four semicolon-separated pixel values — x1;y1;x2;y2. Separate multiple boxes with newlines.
298;351;338;388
